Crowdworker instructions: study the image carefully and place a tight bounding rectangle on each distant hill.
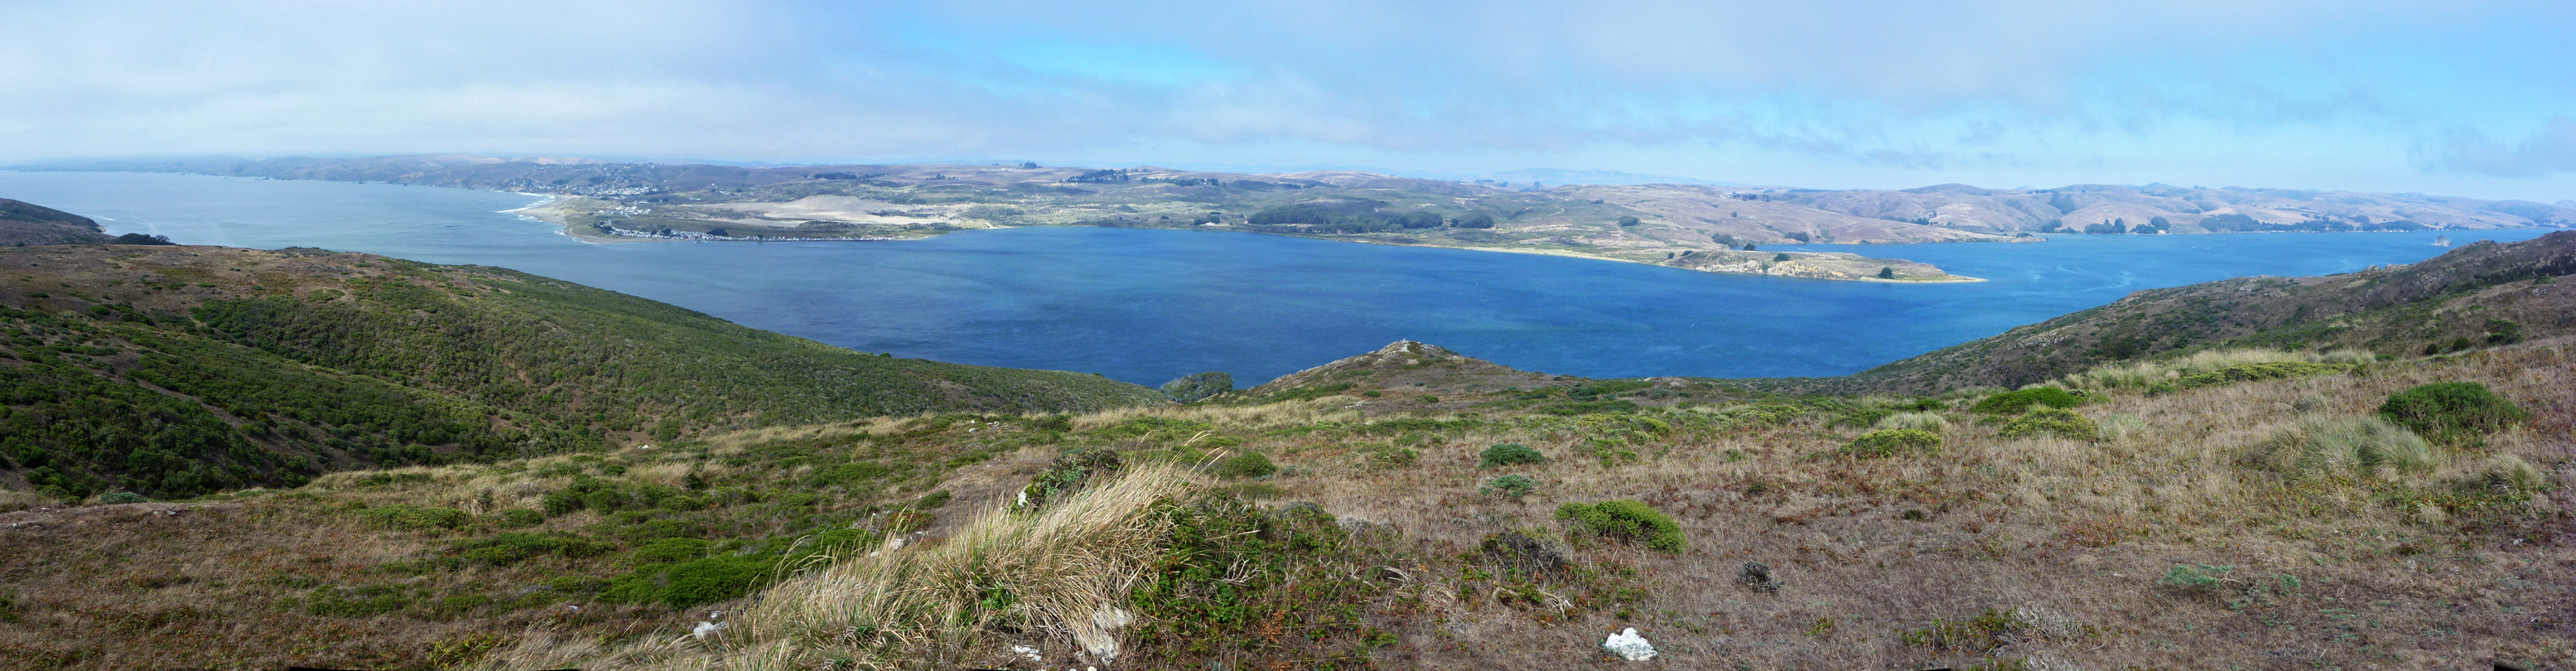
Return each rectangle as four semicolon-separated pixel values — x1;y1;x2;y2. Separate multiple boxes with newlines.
0;245;1162;500
1822;230;2576;393
23;156;2567;244
1485;167;1733;186
0;198;112;245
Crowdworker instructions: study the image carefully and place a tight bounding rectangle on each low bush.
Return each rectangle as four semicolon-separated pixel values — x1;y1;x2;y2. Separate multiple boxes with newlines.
1838;428;1942;458
94;491;152;504
1971;387;2082;414
1479;443;1546;468
1208;451;1277;479
2378;382;2527;442
1556;500;1686;553
490;508;545;529
1997;408;2098;441
451;532;616;567
359;504;470;531
663;554;775;608
2253;416;2437;480
1479;474;1536;499
630;538;712;565
1020;448;1122;510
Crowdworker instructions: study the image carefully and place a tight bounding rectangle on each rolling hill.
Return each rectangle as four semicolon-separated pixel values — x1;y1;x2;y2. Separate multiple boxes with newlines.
0;244;1161;500
1823;230;2576;393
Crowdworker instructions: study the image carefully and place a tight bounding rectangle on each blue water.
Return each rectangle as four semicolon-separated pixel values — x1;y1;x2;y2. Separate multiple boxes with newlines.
0;171;2552;386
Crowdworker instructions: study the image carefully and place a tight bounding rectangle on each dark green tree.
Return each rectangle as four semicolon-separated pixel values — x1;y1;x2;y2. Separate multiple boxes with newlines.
1878;267;1897;279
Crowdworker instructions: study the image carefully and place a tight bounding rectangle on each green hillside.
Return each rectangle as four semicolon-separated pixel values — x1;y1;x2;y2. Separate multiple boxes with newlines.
0;245;1161;499
1808;231;2576;393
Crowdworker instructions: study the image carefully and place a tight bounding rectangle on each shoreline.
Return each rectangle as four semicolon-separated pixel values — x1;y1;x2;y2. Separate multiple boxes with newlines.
499;193;1978;282
1217;229;1987;282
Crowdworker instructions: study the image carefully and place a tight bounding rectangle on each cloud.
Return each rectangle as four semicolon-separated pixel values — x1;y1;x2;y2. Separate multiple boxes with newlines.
2414;118;2576;177
1;0;2571;199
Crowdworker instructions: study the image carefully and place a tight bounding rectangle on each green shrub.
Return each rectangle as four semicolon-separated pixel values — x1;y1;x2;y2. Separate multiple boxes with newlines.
2162;563;2234;591
1210;451;1278;479
490;508;544;529
1839;428;1942;458
1479;443;1546;468
1971;387;2082;414
359;504;470;531
2378;382;2527;442
1479;474;1536;499
630;538;712;565
1020;448;1121;510
1997;408;2098;441
94;491;152;504
663;555;774;608
1556;500;1686;553
2255;416;2437;480
451;532;615;567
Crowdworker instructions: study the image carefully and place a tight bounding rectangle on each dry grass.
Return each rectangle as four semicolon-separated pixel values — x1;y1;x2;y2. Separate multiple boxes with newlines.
2058;346;2376;390
0;486;54;513
661;462;1194;670
1073;397;1362;432
6;346;2570;671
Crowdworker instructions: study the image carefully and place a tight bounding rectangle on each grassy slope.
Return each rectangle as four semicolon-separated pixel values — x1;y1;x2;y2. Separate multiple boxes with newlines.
0;245;1160;500
2;340;2566;670
1796;231;2576;394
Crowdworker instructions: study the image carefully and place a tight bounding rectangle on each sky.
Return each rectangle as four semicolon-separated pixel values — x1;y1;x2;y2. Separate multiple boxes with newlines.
4;0;2574;201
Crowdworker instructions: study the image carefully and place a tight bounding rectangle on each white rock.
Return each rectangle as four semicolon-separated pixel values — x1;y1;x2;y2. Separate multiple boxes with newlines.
1010;644;1042;662
1603;627;1657;661
692;620;726;639
1074;606;1134;664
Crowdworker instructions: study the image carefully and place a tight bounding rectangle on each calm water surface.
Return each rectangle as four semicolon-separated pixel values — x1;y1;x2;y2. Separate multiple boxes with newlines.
0;171;2550;385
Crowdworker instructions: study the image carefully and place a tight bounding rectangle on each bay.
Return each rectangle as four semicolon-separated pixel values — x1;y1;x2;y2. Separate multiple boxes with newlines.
0;171;2550;386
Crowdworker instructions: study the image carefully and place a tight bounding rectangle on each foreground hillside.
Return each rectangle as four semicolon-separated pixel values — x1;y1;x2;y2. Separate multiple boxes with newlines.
2;336;2564;670
0;245;1160;500
1821;231;2576;393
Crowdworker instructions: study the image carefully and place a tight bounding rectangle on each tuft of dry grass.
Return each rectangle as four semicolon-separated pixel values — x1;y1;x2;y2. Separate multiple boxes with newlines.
0;487;55;513
691;462;1195;670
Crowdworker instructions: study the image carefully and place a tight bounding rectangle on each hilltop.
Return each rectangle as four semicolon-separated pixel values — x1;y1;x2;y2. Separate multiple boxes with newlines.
0;198;112;245
0;244;1160;500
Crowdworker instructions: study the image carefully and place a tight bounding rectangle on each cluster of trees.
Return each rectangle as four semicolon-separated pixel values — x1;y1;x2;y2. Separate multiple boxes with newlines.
1065;169;1130;183
2200;213;2426;233
2045;213;2431;234
1144;176;1219;186
2043;216;2173;234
